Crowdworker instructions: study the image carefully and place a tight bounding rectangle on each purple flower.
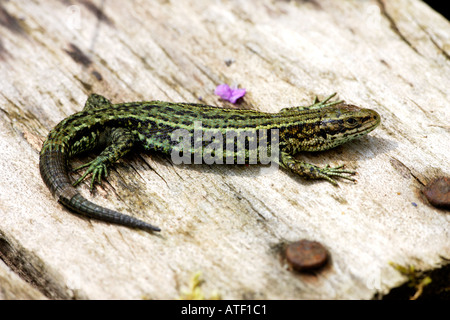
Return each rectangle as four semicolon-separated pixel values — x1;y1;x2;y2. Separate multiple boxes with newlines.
215;84;246;104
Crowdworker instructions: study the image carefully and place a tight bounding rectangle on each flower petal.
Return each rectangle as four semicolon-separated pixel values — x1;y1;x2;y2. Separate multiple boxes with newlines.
229;88;246;104
214;84;232;100
215;84;246;104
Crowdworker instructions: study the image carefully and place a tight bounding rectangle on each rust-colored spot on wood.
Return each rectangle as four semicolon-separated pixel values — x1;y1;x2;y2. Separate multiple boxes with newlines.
286;240;329;272
423;177;450;210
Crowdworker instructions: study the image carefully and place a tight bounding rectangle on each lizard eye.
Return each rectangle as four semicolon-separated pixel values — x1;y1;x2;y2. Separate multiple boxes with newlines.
345;117;358;127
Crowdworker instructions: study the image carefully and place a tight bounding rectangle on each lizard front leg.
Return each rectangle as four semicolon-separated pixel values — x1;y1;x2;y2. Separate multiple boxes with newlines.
280;151;356;185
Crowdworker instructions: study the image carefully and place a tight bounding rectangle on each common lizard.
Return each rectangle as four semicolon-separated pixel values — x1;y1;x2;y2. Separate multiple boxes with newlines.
39;93;380;232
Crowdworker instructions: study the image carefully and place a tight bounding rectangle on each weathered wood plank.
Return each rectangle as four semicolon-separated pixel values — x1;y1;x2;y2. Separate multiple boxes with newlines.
0;257;46;300
0;0;448;299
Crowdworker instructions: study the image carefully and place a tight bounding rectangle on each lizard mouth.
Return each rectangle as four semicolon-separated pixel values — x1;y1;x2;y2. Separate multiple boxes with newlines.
358;109;381;134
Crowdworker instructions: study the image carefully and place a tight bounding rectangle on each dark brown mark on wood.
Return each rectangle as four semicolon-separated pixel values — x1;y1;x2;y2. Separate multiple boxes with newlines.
0;39;8;60
276;0;322;10
64;43;92;67
91;70;103;81
79;0;114;26
0;6;25;35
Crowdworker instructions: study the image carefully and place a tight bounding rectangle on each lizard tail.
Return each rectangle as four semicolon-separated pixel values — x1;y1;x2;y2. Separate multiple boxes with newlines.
39;146;161;232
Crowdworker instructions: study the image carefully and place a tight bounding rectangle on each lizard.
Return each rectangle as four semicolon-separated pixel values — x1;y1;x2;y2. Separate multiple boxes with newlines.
39;93;380;232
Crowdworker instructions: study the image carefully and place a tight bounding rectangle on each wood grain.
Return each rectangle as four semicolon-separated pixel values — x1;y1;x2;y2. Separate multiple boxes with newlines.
0;0;448;299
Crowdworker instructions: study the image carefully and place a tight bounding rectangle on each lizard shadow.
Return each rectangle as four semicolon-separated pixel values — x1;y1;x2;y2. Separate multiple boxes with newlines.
71;134;394;190
131;134;395;183
68;135;395;231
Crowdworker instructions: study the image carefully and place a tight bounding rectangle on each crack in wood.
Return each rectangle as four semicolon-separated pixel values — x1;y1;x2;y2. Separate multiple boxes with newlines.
0;231;81;299
377;0;421;57
389;156;425;186
417;23;450;61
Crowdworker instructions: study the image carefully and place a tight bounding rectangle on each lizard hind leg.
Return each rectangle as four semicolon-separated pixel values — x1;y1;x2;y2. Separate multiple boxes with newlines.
73;127;136;191
73;94;136;190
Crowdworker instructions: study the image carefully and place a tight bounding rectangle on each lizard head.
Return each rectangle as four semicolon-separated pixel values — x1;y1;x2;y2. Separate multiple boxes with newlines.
287;103;381;152
314;103;381;150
